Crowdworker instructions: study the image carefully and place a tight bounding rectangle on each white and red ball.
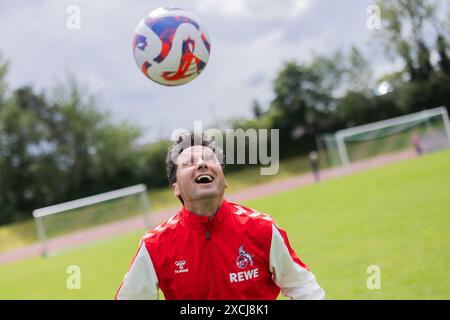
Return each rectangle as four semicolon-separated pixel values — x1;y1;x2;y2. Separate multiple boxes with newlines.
132;7;211;86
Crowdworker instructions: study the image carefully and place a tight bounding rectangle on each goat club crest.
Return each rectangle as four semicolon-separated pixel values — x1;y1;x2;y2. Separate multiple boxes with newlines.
235;245;254;269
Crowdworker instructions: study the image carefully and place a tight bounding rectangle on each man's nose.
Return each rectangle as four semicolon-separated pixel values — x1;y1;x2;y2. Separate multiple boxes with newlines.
197;157;208;169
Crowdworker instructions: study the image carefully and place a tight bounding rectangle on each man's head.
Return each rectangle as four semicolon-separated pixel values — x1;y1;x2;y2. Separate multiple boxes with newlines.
166;132;227;205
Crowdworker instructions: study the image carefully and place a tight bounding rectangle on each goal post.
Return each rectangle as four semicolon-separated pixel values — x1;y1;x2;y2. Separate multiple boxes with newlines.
32;184;151;257
320;106;450;172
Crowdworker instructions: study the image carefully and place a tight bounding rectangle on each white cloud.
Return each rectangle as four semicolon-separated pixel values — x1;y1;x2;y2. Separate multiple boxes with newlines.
195;0;311;20
195;0;248;16
0;0;386;143
76;73;106;94
289;0;311;18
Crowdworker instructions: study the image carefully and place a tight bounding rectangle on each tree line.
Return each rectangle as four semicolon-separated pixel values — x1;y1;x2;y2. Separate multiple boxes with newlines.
236;0;450;157
1;0;449;225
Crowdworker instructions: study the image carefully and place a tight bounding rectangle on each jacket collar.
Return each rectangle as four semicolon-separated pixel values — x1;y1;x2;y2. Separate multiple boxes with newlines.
181;199;230;231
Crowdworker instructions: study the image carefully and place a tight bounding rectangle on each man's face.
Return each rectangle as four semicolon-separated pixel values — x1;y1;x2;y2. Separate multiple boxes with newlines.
172;146;227;203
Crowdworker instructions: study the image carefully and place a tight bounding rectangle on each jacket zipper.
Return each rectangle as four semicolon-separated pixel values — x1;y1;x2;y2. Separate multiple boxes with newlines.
204;222;210;240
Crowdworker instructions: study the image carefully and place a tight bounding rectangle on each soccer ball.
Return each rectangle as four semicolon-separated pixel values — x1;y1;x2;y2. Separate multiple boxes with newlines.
132;7;211;86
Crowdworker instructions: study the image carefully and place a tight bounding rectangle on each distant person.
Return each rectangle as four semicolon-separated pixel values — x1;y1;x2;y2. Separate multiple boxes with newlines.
309;151;320;182
411;133;422;155
115;132;325;300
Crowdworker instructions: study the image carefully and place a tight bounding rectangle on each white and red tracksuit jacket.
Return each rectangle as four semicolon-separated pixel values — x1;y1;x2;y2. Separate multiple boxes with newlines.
115;199;325;300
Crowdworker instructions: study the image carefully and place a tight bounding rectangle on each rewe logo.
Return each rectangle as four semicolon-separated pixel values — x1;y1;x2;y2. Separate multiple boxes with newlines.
229;268;259;283
175;260;189;274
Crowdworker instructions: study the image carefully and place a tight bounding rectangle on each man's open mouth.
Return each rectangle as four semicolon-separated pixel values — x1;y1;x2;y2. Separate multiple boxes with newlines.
195;174;215;184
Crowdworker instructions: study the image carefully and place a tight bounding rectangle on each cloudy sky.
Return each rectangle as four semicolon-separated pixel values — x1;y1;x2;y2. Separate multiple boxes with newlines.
0;0;389;143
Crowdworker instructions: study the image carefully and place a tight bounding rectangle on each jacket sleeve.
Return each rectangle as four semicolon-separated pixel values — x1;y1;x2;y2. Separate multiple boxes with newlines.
115;242;159;300
269;224;325;300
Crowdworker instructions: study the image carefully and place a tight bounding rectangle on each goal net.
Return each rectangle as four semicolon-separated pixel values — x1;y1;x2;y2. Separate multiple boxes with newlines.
319;106;450;170
32;184;151;257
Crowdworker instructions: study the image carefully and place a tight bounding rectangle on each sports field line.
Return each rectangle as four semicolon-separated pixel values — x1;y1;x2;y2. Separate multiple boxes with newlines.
0;149;416;265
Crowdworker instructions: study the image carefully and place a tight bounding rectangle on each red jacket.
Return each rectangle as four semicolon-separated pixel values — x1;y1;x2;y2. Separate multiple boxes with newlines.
115;199;324;300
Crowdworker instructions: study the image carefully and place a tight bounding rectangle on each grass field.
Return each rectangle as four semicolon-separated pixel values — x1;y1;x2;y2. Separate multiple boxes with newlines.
0;150;449;299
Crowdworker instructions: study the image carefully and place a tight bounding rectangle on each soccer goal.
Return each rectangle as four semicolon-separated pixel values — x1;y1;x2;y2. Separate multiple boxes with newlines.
32;184;151;257
319;106;450;171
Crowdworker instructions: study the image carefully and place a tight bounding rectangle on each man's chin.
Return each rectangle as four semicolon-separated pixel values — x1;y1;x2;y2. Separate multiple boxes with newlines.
193;188;223;200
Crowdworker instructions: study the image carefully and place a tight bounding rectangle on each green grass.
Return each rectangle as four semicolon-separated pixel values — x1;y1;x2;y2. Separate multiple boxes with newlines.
247;149;450;299
0;150;449;299
0;232;144;299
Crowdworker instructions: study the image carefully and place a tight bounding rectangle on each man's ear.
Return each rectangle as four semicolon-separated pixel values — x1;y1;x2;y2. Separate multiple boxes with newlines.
172;182;181;197
224;177;228;189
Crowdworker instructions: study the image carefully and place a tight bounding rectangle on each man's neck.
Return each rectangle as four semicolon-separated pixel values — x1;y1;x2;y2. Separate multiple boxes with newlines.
184;196;224;219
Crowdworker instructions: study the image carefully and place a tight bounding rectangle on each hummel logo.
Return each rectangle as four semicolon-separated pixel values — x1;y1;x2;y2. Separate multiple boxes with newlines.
175;260;189;274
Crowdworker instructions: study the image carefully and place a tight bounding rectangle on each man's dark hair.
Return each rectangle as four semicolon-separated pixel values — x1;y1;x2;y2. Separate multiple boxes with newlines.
166;131;225;190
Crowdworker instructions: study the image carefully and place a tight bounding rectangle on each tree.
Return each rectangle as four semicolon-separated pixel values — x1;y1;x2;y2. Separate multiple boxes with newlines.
269;57;344;155
0;74;144;224
252;100;263;119
374;0;450;114
0;55;7;103
0;86;56;223
336;91;375;127
437;34;450;74
376;0;441;81
344;46;374;93
48;82;142;198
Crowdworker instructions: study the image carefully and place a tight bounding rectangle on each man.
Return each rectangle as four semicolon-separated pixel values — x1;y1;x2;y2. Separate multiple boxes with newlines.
411;133;423;155
308;151;320;182
115;132;325;300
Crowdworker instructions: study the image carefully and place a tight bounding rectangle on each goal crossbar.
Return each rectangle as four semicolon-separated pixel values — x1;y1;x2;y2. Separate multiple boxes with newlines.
32;184;150;257
33;184;147;218
336;106;450;140
333;106;450;171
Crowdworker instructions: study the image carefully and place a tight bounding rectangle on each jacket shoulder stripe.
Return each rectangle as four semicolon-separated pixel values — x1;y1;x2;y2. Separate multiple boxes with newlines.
232;205;247;215
230;203;274;222
141;213;180;242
